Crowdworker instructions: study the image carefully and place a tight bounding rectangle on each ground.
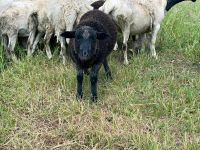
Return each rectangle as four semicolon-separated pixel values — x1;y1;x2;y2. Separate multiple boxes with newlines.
0;1;200;150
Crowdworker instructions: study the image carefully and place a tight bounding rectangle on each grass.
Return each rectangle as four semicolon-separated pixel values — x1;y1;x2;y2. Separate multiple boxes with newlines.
1;2;200;149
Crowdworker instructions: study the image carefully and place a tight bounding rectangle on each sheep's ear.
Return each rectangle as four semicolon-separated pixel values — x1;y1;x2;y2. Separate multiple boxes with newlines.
61;31;75;38
96;32;110;40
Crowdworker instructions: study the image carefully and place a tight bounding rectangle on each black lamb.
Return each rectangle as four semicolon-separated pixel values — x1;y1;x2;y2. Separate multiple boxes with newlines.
61;10;117;102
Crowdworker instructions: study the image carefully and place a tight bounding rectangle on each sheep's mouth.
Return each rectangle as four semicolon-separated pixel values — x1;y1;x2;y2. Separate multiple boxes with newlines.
78;54;92;61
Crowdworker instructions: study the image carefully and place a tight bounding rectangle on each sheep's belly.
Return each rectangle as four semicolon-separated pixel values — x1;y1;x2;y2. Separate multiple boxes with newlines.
130;24;151;35
130;18;151;35
18;29;29;37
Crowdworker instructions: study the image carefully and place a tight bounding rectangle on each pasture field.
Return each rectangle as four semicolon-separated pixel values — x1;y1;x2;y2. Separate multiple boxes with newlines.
0;2;200;150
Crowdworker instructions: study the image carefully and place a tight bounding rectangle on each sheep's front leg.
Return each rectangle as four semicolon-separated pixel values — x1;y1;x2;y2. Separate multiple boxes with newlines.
76;66;84;100
7;34;17;61
31;32;43;54
148;24;160;59
27;30;36;56
44;32;53;59
113;42;118;51
60;37;67;65
2;35;9;58
122;25;130;65
133;34;146;55
90;64;101;102
103;59;112;80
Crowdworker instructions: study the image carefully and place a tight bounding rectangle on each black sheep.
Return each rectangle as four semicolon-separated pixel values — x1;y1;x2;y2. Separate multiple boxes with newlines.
61;10;117;102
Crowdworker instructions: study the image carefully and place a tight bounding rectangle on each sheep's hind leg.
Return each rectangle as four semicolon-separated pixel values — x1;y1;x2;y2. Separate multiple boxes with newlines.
44;32;53;59
103;59;112;80
133;34;146;55
60;37;67;65
122;25;130;65
2;35;9;58
7;34;17;61
148;24;160;59
113;42;118;51
27;30;36;56
31;32;43;55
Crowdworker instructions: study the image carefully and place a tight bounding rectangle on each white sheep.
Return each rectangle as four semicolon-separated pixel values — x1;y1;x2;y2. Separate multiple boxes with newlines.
28;0;94;64
100;0;196;65
0;0;35;60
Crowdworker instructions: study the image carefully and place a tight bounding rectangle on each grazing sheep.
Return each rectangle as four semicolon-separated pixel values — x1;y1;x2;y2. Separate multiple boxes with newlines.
0;0;35;60
27;0;93;64
100;0;196;65
61;10;117;102
132;0;197;55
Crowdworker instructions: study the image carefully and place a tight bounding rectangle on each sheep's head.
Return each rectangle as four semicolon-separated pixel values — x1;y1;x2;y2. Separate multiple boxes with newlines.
166;0;196;11
61;26;109;61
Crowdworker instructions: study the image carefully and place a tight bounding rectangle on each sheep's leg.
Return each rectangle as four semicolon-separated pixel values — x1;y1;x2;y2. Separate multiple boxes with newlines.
60;37;67;65
122;26;130;65
90;64;101;102
44;32;53;59
7;34;17;61
76;66;84;100
27;30;36;56
103;59;112;80
31;32;43;54
113;42;118;51
148;24;160;59
2;35;9;58
133;34;146;55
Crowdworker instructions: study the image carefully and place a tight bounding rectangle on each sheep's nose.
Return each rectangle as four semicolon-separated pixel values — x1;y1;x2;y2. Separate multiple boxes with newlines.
83;50;88;57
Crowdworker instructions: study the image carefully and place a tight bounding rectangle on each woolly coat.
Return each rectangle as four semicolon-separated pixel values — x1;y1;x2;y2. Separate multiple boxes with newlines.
69;10;117;69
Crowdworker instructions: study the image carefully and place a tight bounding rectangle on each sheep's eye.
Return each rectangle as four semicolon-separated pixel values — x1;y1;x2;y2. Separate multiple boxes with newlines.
91;36;96;41
76;35;82;40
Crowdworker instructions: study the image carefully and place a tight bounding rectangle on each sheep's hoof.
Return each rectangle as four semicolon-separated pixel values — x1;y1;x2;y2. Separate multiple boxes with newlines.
62;59;67;65
91;96;98;103
12;55;18;62
84;69;90;75
106;72;113;80
123;60;129;65
153;55;158;60
76;94;83;101
113;47;118;51
47;53;53;59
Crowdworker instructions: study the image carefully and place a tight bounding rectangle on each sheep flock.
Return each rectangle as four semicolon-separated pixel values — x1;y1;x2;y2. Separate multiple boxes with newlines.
0;0;197;101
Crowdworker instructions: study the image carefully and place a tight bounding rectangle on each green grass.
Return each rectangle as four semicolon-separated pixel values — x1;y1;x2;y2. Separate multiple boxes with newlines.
1;2;200;149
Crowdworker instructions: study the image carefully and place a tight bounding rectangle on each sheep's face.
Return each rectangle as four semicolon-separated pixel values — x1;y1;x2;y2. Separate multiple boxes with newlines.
61;26;109;61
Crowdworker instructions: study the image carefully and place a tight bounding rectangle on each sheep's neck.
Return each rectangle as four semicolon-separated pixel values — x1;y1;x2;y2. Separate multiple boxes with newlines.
166;0;185;11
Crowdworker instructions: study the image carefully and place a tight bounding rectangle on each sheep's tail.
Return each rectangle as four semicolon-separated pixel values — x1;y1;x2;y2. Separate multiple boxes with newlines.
28;12;39;31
